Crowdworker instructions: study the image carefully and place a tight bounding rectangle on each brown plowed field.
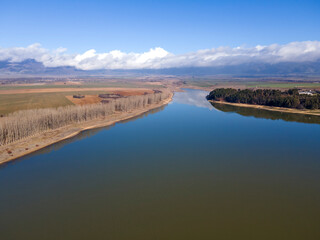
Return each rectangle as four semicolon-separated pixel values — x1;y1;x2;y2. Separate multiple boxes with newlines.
66;95;102;105
66;89;154;105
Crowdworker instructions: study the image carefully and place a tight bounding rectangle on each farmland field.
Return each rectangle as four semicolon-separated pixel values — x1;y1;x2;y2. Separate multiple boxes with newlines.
246;82;320;88
0;92;73;115
0;82;158;115
185;80;320;90
0;82;163;90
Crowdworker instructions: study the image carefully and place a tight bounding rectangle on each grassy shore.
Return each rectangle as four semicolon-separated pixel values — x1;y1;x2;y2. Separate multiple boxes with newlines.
0;93;173;165
209;100;320;116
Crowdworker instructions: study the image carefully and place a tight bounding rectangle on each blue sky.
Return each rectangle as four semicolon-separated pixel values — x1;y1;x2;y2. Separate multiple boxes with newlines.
1;0;319;54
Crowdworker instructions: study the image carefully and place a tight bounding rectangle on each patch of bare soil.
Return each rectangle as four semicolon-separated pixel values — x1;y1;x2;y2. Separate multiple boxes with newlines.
66;89;155;106
112;89;154;96
52;81;82;85
66;95;102;105
145;82;163;85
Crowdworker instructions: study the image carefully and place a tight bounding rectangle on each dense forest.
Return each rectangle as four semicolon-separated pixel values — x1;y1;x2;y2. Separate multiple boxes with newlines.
0;91;170;146
207;88;320;110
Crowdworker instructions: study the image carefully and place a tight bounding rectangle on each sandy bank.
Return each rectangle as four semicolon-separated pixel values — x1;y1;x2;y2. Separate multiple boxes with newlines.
209;100;320;116
0;93;173;165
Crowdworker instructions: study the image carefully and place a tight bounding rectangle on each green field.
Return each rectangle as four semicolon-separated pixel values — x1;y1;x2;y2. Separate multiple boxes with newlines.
185;81;218;88
186;79;320;90
246;82;320;88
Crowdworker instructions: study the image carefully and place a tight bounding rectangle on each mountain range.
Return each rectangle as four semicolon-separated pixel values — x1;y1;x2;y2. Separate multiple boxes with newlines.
1;59;320;76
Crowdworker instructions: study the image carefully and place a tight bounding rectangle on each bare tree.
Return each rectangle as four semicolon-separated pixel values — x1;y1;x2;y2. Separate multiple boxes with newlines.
0;91;171;145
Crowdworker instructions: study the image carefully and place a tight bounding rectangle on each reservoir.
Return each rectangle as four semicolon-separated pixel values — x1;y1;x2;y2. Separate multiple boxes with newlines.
0;89;319;240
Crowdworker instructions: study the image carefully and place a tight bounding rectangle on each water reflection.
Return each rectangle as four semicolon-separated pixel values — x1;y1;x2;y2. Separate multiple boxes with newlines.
32;105;165;156
173;89;213;110
211;102;320;124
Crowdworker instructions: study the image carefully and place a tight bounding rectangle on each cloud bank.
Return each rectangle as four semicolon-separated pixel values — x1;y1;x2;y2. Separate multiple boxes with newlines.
1;41;320;70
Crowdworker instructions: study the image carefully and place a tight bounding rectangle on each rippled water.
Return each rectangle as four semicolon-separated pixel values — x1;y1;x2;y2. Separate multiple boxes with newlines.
0;89;319;240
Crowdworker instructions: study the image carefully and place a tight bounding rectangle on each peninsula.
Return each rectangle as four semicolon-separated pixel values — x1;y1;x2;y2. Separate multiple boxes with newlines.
207;88;320;116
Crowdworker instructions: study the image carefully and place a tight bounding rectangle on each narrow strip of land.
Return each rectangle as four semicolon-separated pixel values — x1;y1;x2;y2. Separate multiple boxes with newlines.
209;100;320;116
0;93;173;165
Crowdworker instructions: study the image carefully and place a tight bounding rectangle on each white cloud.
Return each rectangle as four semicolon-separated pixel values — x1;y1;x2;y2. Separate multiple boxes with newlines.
1;41;320;70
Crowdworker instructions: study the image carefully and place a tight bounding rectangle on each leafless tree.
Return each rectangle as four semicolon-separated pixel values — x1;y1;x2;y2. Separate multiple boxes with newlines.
0;91;170;146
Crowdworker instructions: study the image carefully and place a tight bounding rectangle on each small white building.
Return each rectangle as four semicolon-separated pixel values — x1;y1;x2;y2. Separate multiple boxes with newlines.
298;90;315;96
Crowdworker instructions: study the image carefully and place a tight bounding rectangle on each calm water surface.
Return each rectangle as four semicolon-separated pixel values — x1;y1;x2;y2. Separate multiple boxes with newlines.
0;89;320;240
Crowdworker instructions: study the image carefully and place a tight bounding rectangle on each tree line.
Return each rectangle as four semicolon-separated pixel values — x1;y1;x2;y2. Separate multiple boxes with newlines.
0;91;170;146
207;88;320;109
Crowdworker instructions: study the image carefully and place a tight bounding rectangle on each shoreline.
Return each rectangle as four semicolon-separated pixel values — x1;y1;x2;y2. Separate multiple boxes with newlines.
0;93;173;166
209;100;320;116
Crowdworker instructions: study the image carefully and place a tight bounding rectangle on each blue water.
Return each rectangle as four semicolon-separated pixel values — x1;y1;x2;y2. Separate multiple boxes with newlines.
0;89;319;240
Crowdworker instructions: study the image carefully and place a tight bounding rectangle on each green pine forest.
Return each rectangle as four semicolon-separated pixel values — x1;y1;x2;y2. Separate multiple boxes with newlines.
207;88;320;109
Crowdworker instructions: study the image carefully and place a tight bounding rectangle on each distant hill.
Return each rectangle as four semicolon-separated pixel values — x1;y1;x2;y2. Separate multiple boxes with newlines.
0;59;87;75
1;59;320;76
